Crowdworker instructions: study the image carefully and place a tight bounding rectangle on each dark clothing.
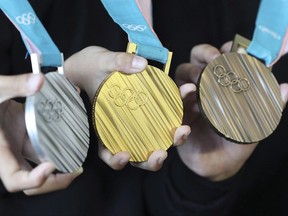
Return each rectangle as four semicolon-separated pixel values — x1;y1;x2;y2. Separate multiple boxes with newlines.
0;0;288;215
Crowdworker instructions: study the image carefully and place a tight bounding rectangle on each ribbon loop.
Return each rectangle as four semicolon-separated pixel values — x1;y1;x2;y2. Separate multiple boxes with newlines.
101;0;168;64
0;0;62;67
247;0;288;67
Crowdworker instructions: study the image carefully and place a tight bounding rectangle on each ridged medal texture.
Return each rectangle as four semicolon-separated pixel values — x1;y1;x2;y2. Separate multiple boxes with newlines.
93;65;183;162
198;53;283;143
25;72;89;173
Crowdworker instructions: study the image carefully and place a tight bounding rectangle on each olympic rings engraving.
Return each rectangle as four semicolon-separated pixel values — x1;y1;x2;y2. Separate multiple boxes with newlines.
16;13;36;25
108;84;148;110
37;99;64;122
122;24;147;32
213;65;250;93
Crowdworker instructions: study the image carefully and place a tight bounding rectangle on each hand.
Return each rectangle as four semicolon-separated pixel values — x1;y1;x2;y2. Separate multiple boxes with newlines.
65;46;192;171
175;43;288;181
0;73;82;195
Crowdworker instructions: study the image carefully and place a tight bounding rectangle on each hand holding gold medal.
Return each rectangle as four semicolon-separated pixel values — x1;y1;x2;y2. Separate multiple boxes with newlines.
93;43;184;163
91;0;191;168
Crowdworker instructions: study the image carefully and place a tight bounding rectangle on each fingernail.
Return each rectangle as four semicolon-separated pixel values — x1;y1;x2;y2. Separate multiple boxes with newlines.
211;54;219;61
76;167;84;174
119;158;128;167
181;134;189;142
156;155;167;166
132;55;147;69
27;74;41;92
73;167;84;176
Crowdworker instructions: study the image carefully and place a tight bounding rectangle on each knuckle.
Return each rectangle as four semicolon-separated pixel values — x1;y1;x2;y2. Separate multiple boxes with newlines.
148;164;161;172
59;180;71;190
23;190;33;196
114;52;132;70
97;150;106;161
31;177;45;187
15;75;28;94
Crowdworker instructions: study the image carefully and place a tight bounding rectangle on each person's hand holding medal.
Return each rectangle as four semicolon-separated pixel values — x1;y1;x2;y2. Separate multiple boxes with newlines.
0;0;89;194
90;0;192;171
174;0;288;180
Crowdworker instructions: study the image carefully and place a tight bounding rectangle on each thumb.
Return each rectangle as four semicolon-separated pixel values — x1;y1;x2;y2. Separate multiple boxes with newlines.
0;73;44;103
90;48;148;74
220;41;233;53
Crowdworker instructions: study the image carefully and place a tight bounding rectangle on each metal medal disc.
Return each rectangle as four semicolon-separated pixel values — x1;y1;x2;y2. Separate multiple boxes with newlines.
25;72;89;173
198;52;283;143
93;65;183;162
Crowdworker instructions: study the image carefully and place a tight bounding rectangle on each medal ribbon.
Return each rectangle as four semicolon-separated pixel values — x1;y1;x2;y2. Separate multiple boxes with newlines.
0;0;62;67
247;0;288;67
101;0;168;64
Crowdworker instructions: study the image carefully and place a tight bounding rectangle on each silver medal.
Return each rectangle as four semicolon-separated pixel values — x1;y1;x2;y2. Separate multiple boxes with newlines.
25;54;89;173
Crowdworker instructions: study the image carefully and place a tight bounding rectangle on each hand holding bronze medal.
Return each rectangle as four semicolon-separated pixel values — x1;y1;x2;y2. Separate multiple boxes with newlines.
94;0;183;162
199;0;288;144
197;35;283;143
0;0;89;173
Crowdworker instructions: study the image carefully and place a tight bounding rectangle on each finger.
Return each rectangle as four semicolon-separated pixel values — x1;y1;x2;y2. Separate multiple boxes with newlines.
75;85;81;95
220;41;233;53
173;125;191;146
130;150;167;171
190;44;221;68
0;73;44;103
65;46;148;83
90;47;148;74
175;63;201;87
0;142;58;192
64;46;148;100
23;167;83;196
22;141;42;165
105;51;148;74
280;83;288;106
179;83;196;99
98;143;131;170
0;160;55;193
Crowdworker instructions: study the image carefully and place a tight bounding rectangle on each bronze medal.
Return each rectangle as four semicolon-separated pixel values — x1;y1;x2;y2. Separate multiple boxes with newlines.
198;36;283;143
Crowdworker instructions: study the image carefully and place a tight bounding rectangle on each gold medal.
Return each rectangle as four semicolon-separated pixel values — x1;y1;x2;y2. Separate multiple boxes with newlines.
198;35;283;143
92;43;183;162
